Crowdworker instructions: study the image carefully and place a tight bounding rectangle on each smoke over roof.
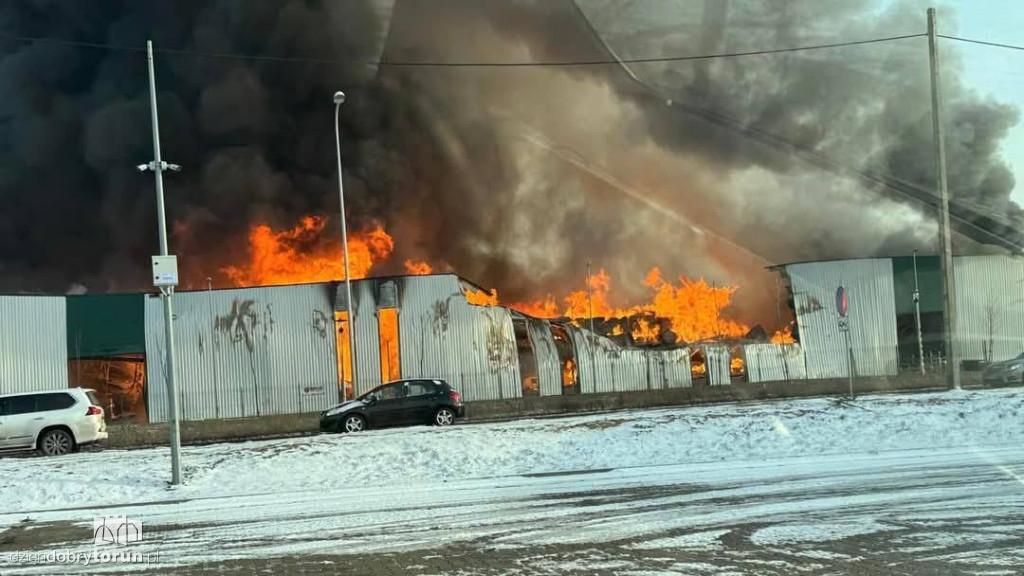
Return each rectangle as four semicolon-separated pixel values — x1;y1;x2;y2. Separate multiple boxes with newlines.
0;0;1019;328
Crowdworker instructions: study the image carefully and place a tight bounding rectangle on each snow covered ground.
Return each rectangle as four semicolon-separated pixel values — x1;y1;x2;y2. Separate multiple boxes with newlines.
1;388;1023;574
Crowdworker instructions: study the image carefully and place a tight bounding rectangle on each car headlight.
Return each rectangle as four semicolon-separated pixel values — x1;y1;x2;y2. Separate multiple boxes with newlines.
1009;363;1024;372
325;406;346;417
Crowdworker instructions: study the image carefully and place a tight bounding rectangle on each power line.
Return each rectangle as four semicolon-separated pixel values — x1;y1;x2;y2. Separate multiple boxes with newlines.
0;31;926;68
939;34;1024;52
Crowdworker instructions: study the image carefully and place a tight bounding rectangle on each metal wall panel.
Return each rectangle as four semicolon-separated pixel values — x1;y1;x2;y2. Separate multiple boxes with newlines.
703;345;731;386
786;259;899;378
0;296;68;394
744;343;807;383
568;325;692;392
146;284;340;423
396;275;521;402
525;318;563;397
953;255;1024;362
351;280;383;396
661;348;693;389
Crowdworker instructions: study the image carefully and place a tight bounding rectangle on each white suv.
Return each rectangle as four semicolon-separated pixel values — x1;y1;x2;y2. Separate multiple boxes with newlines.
0;389;108;456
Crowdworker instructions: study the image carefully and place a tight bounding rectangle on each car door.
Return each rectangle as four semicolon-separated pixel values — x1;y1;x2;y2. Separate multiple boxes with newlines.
405;380;441;424
3;395;41;449
362;382;409;427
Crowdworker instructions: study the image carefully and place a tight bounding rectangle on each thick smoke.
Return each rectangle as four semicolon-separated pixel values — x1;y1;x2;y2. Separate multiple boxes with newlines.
0;0;1019;329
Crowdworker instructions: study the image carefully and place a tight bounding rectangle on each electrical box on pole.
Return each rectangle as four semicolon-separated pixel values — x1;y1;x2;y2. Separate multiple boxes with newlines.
151;255;179;288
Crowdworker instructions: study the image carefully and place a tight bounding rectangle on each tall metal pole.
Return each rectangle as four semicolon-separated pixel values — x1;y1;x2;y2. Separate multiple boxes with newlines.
333;93;356;402
587;260;599;390
912;250;926;376
927;8;961;389
146;40;182;485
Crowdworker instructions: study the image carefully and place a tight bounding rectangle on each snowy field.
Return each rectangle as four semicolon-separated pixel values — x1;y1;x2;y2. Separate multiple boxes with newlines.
1;388;1023;574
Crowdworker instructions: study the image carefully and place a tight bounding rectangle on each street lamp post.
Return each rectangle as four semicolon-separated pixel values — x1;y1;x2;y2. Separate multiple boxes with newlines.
333;91;357;401
140;40;183;485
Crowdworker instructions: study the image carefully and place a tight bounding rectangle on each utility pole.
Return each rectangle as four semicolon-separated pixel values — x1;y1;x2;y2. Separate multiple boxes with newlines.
143;40;183;484
927;8;961;389
912;250;926;376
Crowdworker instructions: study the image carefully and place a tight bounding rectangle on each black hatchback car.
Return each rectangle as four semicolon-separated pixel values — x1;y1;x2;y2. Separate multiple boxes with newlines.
319;379;465;433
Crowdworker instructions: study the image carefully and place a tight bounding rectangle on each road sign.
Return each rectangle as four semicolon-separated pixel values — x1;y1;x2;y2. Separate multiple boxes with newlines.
835;286;848;317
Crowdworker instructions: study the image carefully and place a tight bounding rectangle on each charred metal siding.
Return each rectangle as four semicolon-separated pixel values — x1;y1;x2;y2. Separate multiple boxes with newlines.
0;296;68;394
525;318;563;397
568;326;691;392
145;284;340;423
396;275;520;402
953;255;1024;363
786;259;898;378
744;343;807;383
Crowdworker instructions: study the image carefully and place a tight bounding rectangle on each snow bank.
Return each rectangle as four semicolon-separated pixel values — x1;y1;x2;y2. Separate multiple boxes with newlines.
1;387;1021;513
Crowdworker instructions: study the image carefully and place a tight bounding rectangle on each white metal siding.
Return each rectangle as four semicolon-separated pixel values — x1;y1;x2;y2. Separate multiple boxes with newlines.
396;275;520;402
703;345;731;386
787;259;899;378
744;343;807;383
525;318;563;397
568;325;691;392
351;281;383;396
0;296;68;394
953;255;1024;362
146;284;340;423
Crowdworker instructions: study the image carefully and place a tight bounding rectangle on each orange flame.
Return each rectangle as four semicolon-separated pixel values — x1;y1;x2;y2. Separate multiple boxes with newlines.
465;288;499;307
504;267;750;345
223;216;393;287
404;260;433;275
770;326;796;344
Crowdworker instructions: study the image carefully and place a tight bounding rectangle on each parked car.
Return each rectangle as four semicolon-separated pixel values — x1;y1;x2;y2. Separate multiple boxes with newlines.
320;379;464;433
0;389;108;456
982;353;1024;386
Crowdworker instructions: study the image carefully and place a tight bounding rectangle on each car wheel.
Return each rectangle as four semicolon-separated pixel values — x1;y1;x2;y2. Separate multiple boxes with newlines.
342;414;366;433
39;429;75;456
434;407;455;426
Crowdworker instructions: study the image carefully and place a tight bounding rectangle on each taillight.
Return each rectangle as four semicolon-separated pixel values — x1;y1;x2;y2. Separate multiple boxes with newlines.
449;390;462;404
86;406;102;416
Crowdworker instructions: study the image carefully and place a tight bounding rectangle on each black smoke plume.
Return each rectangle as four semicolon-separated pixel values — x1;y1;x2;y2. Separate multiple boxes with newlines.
0;0;1018;329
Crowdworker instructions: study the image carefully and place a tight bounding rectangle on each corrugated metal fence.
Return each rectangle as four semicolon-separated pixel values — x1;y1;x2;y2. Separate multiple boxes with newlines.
0;295;68;395
744;343;806;383
145;284;340;423
568;326;691;393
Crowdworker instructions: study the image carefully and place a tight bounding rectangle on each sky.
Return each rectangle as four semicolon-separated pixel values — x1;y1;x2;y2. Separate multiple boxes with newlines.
938;0;1024;203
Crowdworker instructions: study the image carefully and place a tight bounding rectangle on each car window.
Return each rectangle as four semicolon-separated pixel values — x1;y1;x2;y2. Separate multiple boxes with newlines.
36;393;75;411
377;383;406;401
8;395;38;415
408;381;437;397
86;391;101;406
0;398;9;416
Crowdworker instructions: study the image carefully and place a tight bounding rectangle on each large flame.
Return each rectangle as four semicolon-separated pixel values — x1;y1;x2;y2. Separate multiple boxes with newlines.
221;215;776;354
506;267;750;344
223;216;393;287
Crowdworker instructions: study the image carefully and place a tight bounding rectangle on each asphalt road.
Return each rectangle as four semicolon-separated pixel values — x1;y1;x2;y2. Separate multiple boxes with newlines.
2;444;1023;575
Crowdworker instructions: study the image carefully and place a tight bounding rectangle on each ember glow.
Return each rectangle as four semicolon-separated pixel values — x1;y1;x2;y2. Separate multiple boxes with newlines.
223;216;394;287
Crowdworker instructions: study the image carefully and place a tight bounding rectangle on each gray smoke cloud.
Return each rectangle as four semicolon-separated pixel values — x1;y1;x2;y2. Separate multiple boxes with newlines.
0;0;1019;330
